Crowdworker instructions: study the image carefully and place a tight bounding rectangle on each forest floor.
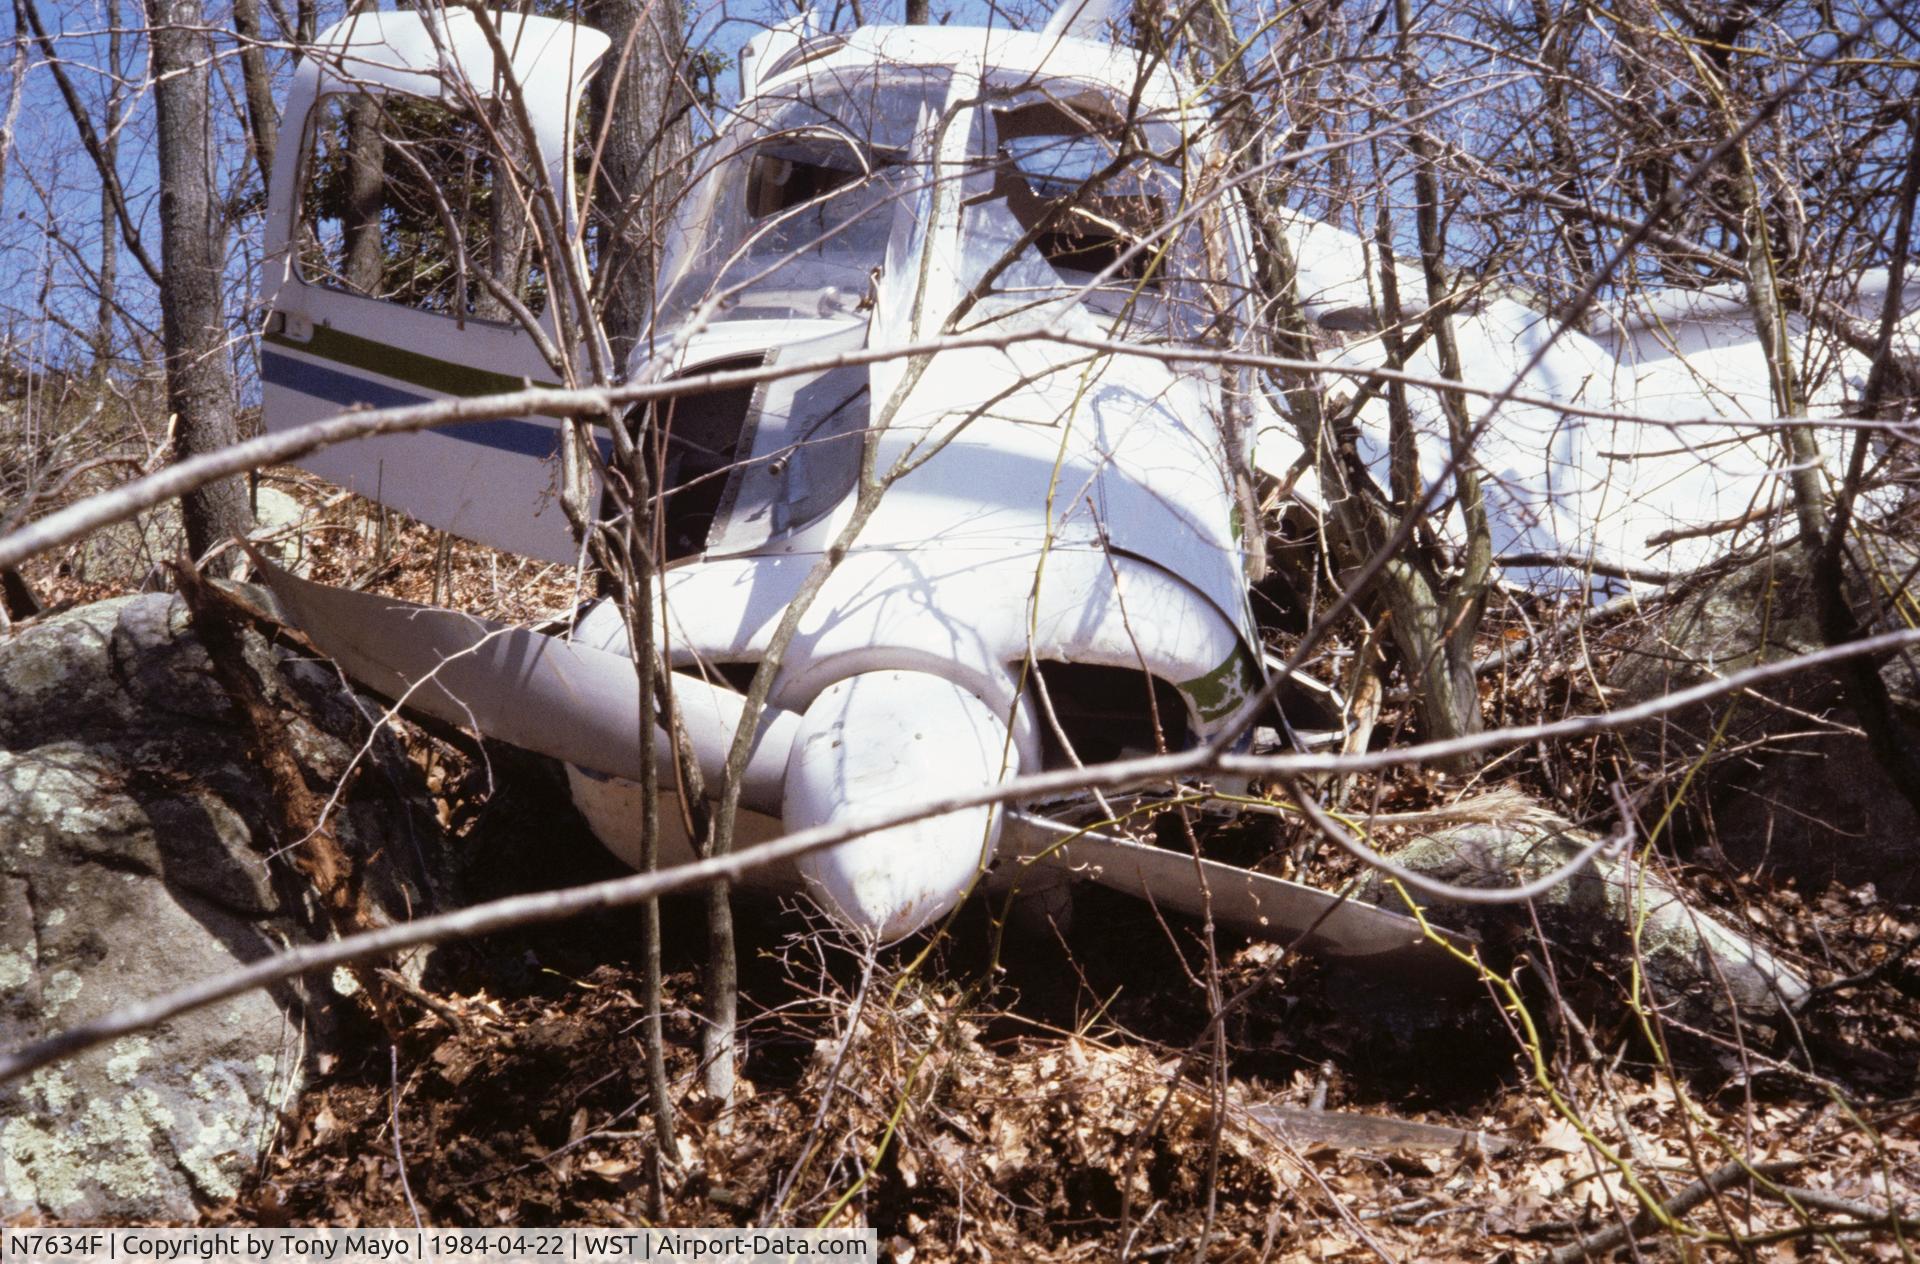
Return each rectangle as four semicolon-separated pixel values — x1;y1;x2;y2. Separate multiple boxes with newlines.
13;469;1920;1261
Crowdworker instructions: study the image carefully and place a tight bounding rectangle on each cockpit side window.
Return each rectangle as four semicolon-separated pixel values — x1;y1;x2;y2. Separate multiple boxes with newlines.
746;135;884;219
748;149;852;219
991;98;1172;286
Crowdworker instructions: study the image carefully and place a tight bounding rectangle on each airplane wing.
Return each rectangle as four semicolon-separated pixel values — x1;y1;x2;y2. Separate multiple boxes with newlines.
1002;812;1472;964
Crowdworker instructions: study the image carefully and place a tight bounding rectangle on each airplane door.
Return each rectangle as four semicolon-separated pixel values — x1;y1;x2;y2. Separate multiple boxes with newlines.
258;10;610;564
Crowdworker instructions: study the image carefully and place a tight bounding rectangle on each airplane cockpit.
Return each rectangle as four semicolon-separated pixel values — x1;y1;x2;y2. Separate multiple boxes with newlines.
656;55;1237;345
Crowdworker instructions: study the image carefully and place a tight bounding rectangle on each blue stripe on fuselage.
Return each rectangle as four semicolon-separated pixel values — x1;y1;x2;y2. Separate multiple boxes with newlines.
261;349;569;459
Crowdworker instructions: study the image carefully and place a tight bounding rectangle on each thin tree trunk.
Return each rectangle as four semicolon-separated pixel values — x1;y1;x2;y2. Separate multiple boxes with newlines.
147;0;251;562
1729;145;1825;537
472;105;530;324
95;0;123;368
585;0;688;369
1395;0;1487;761
627;528;677;1172
1369;196;1482;766
1528;0;1596;290
342;96;385;295
1807;107;1920;827
232;0;278;190
0;11;28;231
582;0;712;1111
1187;0;1486;762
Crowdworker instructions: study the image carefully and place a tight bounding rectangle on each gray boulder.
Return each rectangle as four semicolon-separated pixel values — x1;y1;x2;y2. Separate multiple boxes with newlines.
0;590;443;1219
70;504;182;590
1609;538;1920;896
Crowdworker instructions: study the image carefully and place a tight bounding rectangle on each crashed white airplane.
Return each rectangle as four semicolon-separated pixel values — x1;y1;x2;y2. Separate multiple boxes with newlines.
253;2;1916;949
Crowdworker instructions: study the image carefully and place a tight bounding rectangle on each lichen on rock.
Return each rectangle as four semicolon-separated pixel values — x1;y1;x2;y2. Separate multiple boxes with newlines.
0;589;447;1219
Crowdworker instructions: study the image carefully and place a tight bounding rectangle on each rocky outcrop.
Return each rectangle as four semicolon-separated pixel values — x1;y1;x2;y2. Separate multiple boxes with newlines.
1609;537;1920;896
0;589;443;1220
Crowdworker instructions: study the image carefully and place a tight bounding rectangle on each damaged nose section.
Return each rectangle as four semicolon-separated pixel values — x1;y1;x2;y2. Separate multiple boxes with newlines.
784;671;1015;942
246;555;1020;943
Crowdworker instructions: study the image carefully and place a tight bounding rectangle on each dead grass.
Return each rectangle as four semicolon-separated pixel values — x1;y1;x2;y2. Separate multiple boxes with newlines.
232;857;1920;1259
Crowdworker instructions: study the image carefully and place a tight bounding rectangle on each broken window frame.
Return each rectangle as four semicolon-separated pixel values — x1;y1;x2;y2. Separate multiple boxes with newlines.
950;77;1244;347
653;66;957;328
292;89;556;329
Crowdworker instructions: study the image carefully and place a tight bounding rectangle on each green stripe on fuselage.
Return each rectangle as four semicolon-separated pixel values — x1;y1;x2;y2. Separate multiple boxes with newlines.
264;324;564;400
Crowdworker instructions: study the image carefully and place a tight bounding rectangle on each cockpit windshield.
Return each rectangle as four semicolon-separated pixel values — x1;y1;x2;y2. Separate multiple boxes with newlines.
654;66;1241;346
657;69;952;325
959;89;1226;342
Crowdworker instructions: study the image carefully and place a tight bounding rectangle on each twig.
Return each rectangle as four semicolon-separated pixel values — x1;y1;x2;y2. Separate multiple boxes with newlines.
768;951;877;1220
1385;588;1648;702
1645;504;1783;548
374;968;473;1035
1540;1159;1800;1263
1793;926;1920;1013
1734;1216;1920;1248
390;1045;424;1230
1494;552;1673;585
1759;1185;1901;1222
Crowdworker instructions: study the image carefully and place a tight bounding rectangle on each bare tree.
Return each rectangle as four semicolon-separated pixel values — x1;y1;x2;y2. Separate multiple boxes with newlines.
585;0;691;367
147;0;251;559
230;0;277;189
1166;0;1499;758
0;12;25;223
93;0;123;368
